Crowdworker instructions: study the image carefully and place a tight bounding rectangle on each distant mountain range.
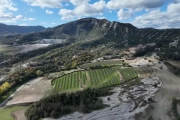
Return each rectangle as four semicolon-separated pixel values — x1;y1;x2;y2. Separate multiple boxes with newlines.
0;23;46;36
1;17;180;46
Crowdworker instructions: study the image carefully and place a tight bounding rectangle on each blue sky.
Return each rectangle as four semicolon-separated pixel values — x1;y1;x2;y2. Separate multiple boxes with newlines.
0;0;180;28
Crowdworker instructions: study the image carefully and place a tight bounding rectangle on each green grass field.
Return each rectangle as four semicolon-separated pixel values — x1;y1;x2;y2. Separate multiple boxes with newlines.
0;45;18;55
114;66;138;81
0;106;25;120
52;66;138;92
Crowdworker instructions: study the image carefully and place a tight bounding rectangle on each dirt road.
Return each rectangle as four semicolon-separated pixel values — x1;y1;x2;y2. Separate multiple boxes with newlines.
140;64;180;120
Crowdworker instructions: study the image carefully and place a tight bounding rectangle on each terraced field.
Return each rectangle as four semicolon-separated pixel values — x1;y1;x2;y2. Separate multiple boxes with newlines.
53;71;87;92
114;66;138;81
87;68;120;87
52;66;138;92
79;60;123;69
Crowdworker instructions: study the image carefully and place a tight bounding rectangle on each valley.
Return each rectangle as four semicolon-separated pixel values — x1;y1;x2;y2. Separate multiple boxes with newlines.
0;18;180;120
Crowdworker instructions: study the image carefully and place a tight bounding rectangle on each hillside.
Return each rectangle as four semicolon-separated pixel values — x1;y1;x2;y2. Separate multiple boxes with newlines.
0;17;180;62
1;18;180;120
7;18;180;44
0;23;46;36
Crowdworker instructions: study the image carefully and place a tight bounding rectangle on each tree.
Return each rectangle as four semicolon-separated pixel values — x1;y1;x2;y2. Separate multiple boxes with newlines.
36;70;43;76
0;82;10;94
50;111;58;118
79;101;88;113
44;112;49;117
0;87;3;94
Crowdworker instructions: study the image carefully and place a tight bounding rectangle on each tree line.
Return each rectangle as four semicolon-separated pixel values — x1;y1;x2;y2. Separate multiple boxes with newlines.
25;88;110;120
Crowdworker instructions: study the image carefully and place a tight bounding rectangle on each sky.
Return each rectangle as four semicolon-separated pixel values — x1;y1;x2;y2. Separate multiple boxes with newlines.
0;0;180;29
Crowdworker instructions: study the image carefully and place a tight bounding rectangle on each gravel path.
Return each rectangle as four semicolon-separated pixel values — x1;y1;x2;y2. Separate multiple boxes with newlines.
140;63;180;120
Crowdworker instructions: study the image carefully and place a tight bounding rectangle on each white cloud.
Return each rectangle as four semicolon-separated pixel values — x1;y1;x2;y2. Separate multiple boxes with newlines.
0;13;16;23
46;10;54;14
107;0;164;9
59;0;106;20
0;0;18;12
70;0;89;6
28;18;36;20
117;8;141;20
132;3;180;28
0;13;35;23
0;12;13;19
0;0;18;23
23;0;64;8
97;16;106;19
117;9;133;20
16;15;23;20
59;9;75;20
14;15;36;21
19;23;27;26
51;22;57;24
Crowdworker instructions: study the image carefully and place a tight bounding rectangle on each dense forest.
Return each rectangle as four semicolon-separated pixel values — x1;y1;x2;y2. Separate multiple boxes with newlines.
25;88;110;120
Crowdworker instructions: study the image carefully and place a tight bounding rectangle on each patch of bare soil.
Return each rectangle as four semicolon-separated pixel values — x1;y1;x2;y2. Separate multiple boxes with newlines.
117;71;123;82
85;71;91;82
6;77;52;106
12;107;27;120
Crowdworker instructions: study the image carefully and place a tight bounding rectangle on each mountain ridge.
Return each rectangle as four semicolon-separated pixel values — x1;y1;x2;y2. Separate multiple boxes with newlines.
0;17;180;46
0;23;46;36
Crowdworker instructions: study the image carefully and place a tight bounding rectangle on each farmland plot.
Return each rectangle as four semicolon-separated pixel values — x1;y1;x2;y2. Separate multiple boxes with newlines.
113;66;138;81
52;71;88;92
87;68;120;87
52;66;139;92
6;77;52;106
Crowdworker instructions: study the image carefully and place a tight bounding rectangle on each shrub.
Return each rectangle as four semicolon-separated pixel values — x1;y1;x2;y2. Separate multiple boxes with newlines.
172;98;179;119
